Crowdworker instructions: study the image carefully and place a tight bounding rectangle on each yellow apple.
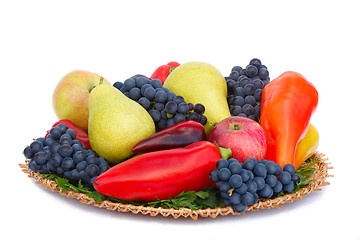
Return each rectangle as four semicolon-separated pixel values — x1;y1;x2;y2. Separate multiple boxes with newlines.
52;70;111;132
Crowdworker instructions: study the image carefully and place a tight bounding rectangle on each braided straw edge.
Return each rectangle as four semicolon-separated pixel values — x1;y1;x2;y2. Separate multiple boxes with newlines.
19;152;332;220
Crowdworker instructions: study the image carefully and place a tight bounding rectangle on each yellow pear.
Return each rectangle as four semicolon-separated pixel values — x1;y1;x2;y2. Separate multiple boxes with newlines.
88;85;155;164
163;61;230;134
294;123;319;170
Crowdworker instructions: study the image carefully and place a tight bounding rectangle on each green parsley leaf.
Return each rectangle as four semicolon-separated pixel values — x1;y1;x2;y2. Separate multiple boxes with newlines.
55;177;69;192
41;174;106;203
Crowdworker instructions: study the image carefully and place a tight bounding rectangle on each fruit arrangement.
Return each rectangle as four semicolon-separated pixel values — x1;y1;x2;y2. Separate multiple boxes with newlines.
20;59;332;220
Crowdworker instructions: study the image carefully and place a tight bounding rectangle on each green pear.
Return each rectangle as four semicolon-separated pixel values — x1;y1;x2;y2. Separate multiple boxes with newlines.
163;61;230;134
88;85;155;164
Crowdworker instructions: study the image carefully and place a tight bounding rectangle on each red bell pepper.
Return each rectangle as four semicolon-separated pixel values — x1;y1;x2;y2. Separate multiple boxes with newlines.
131;120;206;153
260;71;318;169
93;141;222;202
45;119;92;149
150;61;180;84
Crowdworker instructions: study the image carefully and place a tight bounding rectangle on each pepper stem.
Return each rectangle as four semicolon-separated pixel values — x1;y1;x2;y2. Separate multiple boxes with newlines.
169;67;177;74
214;141;232;160
219;147;232;160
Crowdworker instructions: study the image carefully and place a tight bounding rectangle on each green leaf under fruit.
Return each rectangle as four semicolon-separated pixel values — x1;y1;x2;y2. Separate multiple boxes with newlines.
41;174;106;202
55;177;70;192
41;174;223;210
143;187;224;210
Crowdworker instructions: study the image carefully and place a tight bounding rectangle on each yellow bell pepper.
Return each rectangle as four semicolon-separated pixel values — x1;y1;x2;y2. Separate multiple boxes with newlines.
294;123;319;170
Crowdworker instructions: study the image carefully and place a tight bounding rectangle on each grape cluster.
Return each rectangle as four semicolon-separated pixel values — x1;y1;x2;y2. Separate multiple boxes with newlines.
226;58;270;122
23;124;110;188
209;157;300;213
113;76;207;131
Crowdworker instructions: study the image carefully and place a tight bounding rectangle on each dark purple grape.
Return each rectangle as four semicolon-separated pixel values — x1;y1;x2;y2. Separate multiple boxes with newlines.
154;91;167;103
232;96;245;107
242;104;254;115
173;95;185;104
198;115;207;125
244;83;255;95
178;102;190;114
249;58;262;68
30;140;43;154
154;103;164;111
144;86;156;100
76;161;88;172
252;79;264;89
129;87;141;100
61;157;75;171
149;109;161;122
113;81;124;90
194;103;205;115
165;101;177;114
174;113;186;123
33;151;49;165
140;84;152;95
123;78;136;91
231;106;242;115
65;129;76;140
245;96;256;106
58;144;73;158
166;118;176;128
245;65;258;78
73;150;86;164
86;155;98;165
188;112;199;121
24;146;33;159
85;164;99;178
239;77;250;87
188;103;194;111
49;126;62;139
138;97;151;109
150;79;163;88
258;67;269;80
28;159;41;171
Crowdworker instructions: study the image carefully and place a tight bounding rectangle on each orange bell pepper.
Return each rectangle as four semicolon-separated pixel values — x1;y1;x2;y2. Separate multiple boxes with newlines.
260;71;318;169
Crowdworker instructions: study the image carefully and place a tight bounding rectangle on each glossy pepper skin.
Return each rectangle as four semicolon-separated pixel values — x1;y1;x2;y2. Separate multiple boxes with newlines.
45;119;92;149
131;121;206;153
294;123;319;170
260;71;318;169
150;61;180;84
93;141;221;202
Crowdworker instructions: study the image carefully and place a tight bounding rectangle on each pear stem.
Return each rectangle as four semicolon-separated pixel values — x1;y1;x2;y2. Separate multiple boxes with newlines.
89;77;104;93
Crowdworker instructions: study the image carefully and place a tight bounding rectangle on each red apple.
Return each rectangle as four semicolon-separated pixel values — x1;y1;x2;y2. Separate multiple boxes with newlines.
208;116;267;163
52;70;111;132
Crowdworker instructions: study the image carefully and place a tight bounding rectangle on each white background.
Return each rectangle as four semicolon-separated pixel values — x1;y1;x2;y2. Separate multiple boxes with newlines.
1;0;359;239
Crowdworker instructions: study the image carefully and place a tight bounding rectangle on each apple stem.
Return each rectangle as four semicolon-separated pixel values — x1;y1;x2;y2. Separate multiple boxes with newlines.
99;76;104;85
229;123;242;131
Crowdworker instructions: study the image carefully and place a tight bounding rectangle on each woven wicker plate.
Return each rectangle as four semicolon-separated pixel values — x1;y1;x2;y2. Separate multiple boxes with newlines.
19;152;332;220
